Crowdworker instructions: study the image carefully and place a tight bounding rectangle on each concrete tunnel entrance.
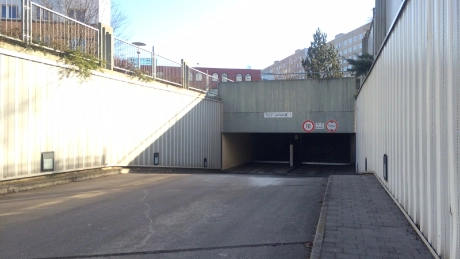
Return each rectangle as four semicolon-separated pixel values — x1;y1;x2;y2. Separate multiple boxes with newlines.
222;133;355;170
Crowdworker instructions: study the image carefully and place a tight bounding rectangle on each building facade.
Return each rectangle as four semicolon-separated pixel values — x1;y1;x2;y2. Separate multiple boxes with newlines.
193;67;261;84
329;23;371;76
262;48;308;80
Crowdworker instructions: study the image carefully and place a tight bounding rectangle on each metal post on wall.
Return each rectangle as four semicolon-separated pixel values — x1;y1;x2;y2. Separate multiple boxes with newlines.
22;0;30;43
152;46;156;80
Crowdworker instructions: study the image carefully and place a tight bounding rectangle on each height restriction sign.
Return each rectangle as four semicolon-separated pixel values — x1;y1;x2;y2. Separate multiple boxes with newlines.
302;120;315;133
326;120;338;133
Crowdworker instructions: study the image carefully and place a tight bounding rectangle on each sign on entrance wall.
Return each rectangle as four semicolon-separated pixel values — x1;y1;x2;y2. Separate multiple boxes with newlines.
264;112;293;118
326;120;339;133
302;120;315;133
316;123;325;130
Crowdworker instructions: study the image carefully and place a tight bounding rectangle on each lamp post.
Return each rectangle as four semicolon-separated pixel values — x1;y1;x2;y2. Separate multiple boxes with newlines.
132;42;146;69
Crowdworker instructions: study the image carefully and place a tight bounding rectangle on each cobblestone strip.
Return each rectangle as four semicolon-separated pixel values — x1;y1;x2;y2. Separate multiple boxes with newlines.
319;175;434;259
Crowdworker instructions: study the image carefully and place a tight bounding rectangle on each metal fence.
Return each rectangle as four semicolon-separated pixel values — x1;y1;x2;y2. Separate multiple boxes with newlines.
30;2;99;55
1;0;230;93
0;0;99;56
113;36;229;91
153;54;182;86
188;67;218;92
0;0;22;39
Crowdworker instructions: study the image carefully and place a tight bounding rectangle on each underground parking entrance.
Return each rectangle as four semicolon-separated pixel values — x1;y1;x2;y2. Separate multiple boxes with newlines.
222;133;356;170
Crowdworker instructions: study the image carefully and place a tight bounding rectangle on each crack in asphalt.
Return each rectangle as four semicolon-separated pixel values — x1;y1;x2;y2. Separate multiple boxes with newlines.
32;241;310;258
132;189;155;251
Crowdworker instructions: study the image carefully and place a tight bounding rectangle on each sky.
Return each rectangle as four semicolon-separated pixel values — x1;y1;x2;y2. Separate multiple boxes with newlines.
115;0;375;70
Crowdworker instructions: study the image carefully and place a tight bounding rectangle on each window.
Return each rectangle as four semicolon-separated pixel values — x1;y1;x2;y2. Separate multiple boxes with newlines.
348;38;352;44
338;43;341;48
348;47;352;52
353;45;357;51
68;9;86;22
236;74;242;82
343;40;347;46
344;49;347;54
222;73;228;82
188;72;193;81
359;33;363;39
195;72;202;81
339;51;342;56
359;43;362;49
245;74;252;81
212;73;218;82
353;36;357;41
1;5;19;19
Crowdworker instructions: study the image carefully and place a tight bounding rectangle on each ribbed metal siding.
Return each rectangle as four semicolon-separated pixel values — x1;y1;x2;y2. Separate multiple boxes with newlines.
0;52;222;179
356;1;459;258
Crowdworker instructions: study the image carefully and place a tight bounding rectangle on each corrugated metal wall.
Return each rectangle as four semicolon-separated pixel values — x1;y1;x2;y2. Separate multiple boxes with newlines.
356;0;459;258
0;48;222;180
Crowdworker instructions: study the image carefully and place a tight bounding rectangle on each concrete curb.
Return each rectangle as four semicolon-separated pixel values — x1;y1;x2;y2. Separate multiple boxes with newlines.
310;176;332;259
0;169;121;195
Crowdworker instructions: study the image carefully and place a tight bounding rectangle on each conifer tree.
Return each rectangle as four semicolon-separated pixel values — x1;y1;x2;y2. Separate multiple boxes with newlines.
302;28;342;79
345;53;374;77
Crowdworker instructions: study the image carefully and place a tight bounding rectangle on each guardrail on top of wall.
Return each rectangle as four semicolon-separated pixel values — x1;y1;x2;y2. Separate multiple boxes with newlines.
0;0;229;94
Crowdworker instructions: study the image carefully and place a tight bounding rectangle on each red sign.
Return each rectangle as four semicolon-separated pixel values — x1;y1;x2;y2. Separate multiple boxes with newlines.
326;120;339;133
302;120;315;133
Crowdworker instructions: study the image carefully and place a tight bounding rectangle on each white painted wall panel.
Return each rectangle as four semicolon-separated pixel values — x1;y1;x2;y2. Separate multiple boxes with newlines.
356;1;459;258
0;49;222;180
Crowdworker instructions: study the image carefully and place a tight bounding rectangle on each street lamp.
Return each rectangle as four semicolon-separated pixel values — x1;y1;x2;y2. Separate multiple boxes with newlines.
132;42;146;69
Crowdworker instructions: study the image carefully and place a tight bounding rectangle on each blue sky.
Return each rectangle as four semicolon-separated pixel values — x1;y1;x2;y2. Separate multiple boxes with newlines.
115;0;375;69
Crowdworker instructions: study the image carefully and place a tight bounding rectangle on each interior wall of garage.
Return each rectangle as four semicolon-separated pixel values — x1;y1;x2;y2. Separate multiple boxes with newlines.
222;133;253;170
0;47;222;180
219;78;356;133
355;1;459;258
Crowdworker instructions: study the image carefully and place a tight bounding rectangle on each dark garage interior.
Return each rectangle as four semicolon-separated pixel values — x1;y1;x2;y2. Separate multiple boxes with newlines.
253;133;353;165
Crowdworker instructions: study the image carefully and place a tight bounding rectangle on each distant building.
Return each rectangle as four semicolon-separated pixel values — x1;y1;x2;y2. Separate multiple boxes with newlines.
192;67;261;84
262;48;308;80
329;23;371;76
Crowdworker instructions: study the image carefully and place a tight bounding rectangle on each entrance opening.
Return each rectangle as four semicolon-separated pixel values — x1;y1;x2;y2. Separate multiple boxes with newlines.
301;134;351;164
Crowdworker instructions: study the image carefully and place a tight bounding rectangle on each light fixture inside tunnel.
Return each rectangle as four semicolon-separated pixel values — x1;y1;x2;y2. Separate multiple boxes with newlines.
41;152;55;172
204;158;208;168
154;153;159;165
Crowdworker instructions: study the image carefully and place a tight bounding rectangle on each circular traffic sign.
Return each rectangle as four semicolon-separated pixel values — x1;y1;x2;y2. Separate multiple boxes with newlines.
326;120;339;133
302;120;315;133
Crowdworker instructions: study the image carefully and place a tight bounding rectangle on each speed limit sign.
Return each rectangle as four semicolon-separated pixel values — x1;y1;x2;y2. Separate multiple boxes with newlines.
326;120;338;133
302;120;315;133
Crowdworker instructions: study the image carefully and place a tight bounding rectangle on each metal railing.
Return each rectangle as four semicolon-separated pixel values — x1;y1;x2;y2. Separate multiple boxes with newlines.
29;2;99;55
154;53;182;86
1;0;231;93
188;67;219;92
0;0;23;39
0;0;99;56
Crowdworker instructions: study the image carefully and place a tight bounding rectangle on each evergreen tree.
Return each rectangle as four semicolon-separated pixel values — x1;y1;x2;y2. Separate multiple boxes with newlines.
302;28;342;79
345;53;374;77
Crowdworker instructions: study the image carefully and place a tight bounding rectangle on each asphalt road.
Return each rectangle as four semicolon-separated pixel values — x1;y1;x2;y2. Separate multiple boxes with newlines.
0;172;328;259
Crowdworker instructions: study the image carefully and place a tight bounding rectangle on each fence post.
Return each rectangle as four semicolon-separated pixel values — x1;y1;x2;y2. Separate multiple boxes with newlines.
98;23;114;70
152;46;156;80
22;0;30;43
181;59;185;89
